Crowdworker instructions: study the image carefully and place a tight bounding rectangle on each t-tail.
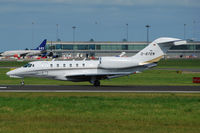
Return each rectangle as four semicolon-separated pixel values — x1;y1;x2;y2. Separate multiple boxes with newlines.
35;39;47;51
132;37;187;65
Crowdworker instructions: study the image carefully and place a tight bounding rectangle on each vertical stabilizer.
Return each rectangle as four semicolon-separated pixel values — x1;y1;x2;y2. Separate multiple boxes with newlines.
35;39;47;50
132;37;186;65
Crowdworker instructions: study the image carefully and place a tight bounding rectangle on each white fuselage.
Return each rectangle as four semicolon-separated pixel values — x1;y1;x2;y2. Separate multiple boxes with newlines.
1;50;42;57
6;57;149;82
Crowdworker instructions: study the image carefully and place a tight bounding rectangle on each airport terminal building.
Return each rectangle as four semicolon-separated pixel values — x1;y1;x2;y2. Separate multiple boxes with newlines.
46;40;200;58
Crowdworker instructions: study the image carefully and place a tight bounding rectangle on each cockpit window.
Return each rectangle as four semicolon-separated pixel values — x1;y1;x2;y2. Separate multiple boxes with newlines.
23;63;32;68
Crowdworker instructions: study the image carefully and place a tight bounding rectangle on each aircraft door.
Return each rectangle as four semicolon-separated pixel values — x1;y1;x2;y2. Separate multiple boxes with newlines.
40;63;48;76
99;57;102;64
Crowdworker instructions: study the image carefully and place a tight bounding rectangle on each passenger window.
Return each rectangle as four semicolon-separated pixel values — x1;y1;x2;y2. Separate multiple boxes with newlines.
82;63;85;67
23;64;28;68
76;64;78;67
50;64;53;67
70;64;72;67
24;63;32;68
57;64;59;67
63;64;66;67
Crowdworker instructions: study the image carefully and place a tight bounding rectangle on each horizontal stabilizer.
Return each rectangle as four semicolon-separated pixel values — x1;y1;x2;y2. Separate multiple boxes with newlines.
174;40;187;46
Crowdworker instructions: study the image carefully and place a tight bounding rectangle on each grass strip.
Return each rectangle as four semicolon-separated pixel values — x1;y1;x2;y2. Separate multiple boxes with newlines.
1;68;200;86
0;93;200;133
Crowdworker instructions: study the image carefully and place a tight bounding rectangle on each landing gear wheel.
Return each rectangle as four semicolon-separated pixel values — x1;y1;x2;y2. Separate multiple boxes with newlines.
20;80;24;86
93;80;100;87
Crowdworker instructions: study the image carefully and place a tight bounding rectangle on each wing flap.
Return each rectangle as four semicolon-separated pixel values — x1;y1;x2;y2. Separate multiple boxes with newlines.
65;71;132;77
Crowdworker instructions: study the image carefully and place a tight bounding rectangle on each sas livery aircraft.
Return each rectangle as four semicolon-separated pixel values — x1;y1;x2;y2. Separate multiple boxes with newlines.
1;39;47;59
7;37;186;86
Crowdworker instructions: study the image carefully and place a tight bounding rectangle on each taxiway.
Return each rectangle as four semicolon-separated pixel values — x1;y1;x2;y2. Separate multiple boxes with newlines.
0;85;199;92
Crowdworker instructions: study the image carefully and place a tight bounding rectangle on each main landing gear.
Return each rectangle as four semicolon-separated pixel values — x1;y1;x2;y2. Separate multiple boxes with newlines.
93;80;100;87
90;77;101;87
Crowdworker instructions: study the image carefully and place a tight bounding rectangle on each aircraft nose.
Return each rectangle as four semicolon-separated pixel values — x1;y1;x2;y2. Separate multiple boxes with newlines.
6;68;17;76
6;68;23;78
6;70;13;76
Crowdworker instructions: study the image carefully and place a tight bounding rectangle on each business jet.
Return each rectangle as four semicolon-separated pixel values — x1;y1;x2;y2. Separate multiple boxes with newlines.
0;39;47;59
6;37;186;86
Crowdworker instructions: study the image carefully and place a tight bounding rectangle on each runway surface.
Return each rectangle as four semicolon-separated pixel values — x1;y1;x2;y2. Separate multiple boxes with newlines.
0;85;200;92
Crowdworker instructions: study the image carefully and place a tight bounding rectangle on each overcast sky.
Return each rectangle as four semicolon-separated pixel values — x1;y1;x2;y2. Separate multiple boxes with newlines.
0;0;200;51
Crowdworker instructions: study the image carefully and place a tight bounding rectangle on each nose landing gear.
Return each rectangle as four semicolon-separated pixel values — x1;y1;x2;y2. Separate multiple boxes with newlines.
20;79;24;86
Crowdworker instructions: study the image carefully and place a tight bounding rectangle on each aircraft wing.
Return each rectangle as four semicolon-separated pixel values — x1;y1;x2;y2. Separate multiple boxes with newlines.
65;72;132;81
20;52;30;57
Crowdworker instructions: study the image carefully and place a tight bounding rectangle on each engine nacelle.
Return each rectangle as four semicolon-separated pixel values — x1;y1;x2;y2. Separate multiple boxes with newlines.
99;57;139;69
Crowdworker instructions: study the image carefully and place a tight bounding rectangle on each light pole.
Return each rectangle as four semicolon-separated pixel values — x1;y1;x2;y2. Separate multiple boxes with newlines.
94;21;98;41
72;26;76;58
72;26;76;42
126;23;129;41
32;22;34;46
193;20;196;40
145;25;150;44
56;24;59;41
184;24;186;40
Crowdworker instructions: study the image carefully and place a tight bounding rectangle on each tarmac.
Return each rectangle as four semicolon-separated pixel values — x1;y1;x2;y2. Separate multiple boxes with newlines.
0;85;200;92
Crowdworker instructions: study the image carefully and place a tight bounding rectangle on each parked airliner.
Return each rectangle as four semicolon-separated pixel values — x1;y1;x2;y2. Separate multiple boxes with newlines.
0;39;47;59
6;37;186;86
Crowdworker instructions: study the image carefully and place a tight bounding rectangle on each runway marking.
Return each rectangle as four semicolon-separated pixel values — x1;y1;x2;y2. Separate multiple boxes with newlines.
0;90;200;93
0;87;7;89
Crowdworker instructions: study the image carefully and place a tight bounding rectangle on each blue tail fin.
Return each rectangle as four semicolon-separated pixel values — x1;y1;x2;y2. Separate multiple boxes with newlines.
35;39;47;50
